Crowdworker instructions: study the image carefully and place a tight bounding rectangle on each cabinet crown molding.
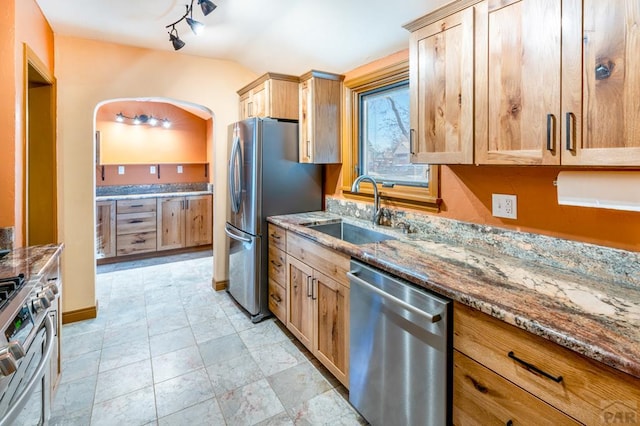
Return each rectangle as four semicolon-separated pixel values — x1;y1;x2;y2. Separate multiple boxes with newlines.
237;72;300;95
403;0;481;32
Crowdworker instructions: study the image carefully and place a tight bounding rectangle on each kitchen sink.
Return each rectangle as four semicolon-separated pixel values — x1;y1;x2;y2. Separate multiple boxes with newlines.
307;221;396;245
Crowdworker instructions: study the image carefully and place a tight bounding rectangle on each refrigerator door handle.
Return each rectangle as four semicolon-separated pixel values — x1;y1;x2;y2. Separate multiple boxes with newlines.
229;134;243;214
225;224;252;243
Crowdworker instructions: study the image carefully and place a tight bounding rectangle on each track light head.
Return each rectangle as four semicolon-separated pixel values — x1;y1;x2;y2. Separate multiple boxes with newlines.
198;0;217;16
186;17;205;35
115;113;125;123
148;116;158;126
162;119;172;129
168;26;185;50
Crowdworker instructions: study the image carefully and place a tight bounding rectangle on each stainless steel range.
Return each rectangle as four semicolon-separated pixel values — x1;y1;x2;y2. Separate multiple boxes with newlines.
0;269;59;425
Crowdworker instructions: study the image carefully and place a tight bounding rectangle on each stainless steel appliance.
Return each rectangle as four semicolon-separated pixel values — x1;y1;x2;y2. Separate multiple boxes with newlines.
0;271;59;425
226;118;322;322
348;260;452;426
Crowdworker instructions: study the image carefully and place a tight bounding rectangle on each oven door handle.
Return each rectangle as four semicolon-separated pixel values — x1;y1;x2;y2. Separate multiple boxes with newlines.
0;315;54;426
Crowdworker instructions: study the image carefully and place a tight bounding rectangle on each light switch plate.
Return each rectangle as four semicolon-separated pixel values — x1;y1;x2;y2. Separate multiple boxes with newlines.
118;166;125;175
150;166;156;174
177;165;183;174
492;194;517;219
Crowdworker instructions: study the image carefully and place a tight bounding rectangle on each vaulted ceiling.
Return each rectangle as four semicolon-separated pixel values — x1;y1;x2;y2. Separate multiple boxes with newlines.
35;0;450;75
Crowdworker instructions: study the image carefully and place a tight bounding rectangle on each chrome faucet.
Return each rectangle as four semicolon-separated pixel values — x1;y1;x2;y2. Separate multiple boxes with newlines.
351;175;382;225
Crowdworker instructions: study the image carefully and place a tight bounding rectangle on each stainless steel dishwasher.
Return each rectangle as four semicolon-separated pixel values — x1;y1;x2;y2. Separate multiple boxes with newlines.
348;260;451;426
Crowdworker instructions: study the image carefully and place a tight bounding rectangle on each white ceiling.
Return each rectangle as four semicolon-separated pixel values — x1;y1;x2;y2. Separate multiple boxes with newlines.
34;0;451;75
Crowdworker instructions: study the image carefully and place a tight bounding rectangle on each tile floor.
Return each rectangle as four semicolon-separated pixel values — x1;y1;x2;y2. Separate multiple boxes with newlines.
51;253;365;425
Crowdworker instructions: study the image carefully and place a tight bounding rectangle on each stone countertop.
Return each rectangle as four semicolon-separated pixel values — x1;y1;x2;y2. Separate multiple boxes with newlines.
96;191;212;202
0;244;64;282
268;212;640;379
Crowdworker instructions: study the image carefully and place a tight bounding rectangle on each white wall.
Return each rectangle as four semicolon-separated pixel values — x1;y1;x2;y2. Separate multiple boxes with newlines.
55;35;257;313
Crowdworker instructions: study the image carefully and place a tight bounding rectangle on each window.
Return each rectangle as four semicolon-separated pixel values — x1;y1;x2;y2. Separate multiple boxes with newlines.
343;59;440;209
359;81;429;188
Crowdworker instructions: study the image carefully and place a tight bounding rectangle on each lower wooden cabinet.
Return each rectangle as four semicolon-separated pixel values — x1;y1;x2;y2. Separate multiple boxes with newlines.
454;302;640;425
157;194;213;250
115;199;157;256
266;224;350;388
284;232;350;388
453;350;579;425
96;200;116;258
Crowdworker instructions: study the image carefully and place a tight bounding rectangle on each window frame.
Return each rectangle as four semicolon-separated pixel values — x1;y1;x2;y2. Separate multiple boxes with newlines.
342;59;441;210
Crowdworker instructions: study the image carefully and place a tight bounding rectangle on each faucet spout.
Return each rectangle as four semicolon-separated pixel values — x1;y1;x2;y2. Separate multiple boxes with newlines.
351;175;381;225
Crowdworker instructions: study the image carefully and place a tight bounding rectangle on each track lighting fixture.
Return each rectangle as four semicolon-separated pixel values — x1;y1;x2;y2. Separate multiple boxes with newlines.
165;0;217;50
115;112;172;128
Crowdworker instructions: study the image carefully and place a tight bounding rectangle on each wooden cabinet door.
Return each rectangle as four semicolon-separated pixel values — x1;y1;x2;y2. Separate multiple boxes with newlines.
299;78;313;162
410;7;474;164
157;197;185;250
286;256;314;350
252;81;267;118
475;0;561;165
561;0;640;165
313;270;349;388
185;195;212;247
239;92;250;120
96;200;115;258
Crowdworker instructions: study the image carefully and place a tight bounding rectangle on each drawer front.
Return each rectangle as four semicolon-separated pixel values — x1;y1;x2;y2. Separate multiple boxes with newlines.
453;350;579;426
117;212;157;235
268;246;286;285
454;302;640;425
268;225;286;251
116;198;156;214
286;231;350;287
116;232;156;256
268;279;286;323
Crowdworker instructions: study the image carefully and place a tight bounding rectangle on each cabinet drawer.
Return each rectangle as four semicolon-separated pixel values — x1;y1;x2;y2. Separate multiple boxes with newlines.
117;212;157;235
268;279;286;323
454;302;640;425
268;225;286;251
286;231;350;287
453;350;579;425
116;198;156;214
268;246;286;285
116;232;156;256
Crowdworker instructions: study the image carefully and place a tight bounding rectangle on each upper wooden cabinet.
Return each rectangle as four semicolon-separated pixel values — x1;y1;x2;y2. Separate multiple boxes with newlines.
561;0;640;165
409;7;475;164
299;70;344;164
475;0;562;165
237;73;299;121
407;0;640;166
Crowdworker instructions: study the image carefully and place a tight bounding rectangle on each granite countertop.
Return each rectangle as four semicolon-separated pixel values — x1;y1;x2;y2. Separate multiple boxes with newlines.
268;212;640;379
0;244;64;282
96;190;212;202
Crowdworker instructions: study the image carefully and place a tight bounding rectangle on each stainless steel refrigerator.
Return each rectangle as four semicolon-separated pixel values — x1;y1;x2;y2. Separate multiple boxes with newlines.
225;117;322;322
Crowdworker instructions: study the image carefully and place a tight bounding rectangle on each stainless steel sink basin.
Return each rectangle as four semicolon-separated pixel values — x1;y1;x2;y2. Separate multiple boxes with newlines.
307;221;395;245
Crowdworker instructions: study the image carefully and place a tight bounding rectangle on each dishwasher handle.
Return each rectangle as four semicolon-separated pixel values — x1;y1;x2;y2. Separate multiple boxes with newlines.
347;271;442;323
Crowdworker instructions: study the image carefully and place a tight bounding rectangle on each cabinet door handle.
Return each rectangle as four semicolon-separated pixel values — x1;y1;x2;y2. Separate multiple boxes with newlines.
409;129;416;155
306;140;312;161
311;278;317;300
270;260;282;268
270;293;282;304
546;114;555;151
270;233;281;240
507;351;563;383
186;200;189;209
306;276;312;298
565;112;575;152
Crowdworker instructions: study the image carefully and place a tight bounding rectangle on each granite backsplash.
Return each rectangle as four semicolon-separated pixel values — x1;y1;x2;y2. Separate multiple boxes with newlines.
325;196;640;288
96;183;211;196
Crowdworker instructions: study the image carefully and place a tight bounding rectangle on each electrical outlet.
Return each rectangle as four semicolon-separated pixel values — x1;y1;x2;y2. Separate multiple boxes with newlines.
118;166;125;175
177;165;183;174
150;166;156;174
492;194;517;219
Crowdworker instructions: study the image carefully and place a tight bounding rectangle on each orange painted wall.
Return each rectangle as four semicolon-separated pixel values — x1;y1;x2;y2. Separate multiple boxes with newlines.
0;0;54;246
337;50;640;253
97;100;207;165
96;164;208;186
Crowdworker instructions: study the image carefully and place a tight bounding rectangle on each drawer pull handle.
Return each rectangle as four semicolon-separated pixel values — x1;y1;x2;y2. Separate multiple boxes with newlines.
129;219;143;224
270;294;282;304
506;421;513;426
270;260;282;268
508;351;563;383
270;234;281;240
131;204;144;208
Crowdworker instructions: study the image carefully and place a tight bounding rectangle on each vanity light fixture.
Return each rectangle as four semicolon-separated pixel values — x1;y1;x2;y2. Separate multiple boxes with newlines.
165;0;216;50
115;112;172;128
